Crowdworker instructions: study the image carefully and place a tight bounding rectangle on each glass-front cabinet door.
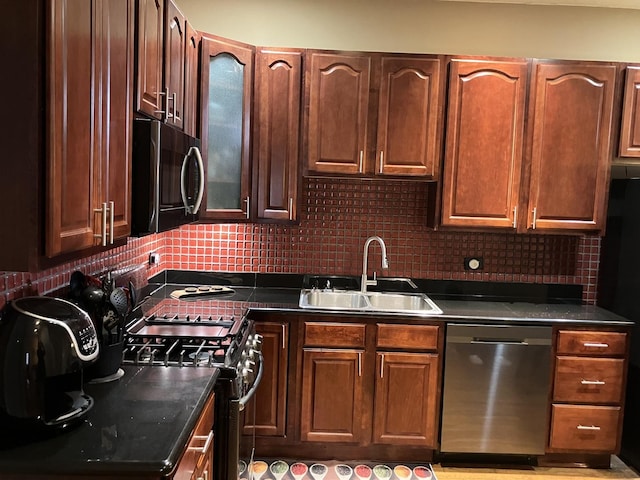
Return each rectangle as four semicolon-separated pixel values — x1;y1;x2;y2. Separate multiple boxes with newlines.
199;35;253;220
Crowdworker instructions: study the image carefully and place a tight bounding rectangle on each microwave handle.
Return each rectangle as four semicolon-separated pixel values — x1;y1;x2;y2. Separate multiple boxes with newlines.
180;146;205;214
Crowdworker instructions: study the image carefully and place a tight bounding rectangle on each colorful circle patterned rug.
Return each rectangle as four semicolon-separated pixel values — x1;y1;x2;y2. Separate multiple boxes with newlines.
239;460;437;480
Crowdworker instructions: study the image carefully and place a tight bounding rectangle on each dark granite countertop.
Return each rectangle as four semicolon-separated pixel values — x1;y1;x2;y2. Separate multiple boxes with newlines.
141;271;633;327
0;365;219;477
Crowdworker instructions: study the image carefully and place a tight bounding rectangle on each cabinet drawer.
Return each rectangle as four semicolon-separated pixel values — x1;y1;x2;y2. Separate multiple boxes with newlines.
376;324;438;351
554;356;624;404
304;322;366;348
549;404;620;452
556;330;627;356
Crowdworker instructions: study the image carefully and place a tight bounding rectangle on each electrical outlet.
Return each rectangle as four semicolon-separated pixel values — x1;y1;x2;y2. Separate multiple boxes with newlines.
464;257;483;271
149;252;160;265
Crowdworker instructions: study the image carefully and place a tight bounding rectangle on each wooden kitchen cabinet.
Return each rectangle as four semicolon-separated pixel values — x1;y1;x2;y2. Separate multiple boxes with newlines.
199;35;254;220
49;0;134;256
136;0;188;129
525;61;617;234
300;320;440;448
164;0;186;129
243;320;289;437
619;65;640;157
173;392;215;480
183;21;200;138
441;58;528;229
305;51;444;178
0;0;134;271
135;0;164;119
548;329;629;454
300;322;366;443
253;48;303;222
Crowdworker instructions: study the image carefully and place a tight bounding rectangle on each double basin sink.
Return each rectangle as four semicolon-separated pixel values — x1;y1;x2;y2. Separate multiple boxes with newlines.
299;289;443;315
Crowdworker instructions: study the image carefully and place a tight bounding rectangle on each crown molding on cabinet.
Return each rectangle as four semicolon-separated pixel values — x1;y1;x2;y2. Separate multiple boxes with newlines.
436;0;640;9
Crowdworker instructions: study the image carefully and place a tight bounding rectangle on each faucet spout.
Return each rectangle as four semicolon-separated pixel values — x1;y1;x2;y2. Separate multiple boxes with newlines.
361;236;389;293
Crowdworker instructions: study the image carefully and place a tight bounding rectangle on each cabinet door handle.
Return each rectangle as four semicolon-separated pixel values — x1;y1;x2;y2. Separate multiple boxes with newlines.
379;151;384;174
289;198;294;221
581;379;605;385
512;206;517;229
380;353;384;379
165;87;173;119
109;201;114;244
244;196;250;219
189;431;214;454
93;202;108;246
531;207;537;229
358;352;362;377
577;425;601;431
155;89;167;115
583;342;609;349
282;324;286;349
172;92;178;120
359;151;364;173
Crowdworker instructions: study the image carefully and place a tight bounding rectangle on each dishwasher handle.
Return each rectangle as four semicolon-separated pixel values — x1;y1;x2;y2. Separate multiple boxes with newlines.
470;338;528;345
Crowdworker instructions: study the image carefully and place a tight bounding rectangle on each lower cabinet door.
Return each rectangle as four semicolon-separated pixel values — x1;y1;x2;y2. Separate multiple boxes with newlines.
549;404;621;452
373;352;439;447
300;349;365;443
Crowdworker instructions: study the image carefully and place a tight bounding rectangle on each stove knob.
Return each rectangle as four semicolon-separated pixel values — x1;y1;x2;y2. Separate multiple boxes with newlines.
252;334;263;351
244;359;255;370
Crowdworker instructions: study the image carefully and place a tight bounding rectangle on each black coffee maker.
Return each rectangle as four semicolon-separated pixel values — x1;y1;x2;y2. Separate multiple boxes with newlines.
0;297;99;431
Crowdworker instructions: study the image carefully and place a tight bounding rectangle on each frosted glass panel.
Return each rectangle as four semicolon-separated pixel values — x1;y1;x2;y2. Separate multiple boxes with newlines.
207;53;244;210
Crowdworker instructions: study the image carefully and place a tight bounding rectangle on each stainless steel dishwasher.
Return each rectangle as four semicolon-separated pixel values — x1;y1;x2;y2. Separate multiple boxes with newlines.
440;323;552;456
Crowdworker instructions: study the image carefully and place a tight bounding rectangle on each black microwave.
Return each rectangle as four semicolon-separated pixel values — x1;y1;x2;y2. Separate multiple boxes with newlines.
131;119;204;235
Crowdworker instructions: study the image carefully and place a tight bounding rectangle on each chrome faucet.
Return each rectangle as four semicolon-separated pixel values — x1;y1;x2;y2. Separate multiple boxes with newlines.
361;236;389;293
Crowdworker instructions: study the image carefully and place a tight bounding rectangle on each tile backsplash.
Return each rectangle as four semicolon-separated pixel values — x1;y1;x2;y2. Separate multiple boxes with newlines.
0;177;601;309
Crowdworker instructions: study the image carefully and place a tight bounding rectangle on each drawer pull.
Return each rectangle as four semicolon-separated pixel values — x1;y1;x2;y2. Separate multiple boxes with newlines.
581;379;605;385
188;431;214;454
577;424;601;431
583;342;609;348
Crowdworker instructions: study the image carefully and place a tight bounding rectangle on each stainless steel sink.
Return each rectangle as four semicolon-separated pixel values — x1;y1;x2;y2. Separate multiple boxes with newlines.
298;289;443;315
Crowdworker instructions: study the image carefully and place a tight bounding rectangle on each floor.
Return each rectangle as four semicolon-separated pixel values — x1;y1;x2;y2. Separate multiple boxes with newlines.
431;456;640;479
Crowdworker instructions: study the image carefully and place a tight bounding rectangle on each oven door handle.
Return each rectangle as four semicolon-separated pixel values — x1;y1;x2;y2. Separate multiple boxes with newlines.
239;351;264;411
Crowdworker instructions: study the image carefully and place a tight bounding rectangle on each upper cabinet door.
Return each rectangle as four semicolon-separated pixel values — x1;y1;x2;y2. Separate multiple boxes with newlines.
97;0;134;242
307;53;371;175
376;56;443;177
619;66;640;158
199;35;253;220
164;0;185;129
441;59;528;229
135;0;164;120
47;0;95;255
253;49;302;222
526;61;616;233
183;21;200;137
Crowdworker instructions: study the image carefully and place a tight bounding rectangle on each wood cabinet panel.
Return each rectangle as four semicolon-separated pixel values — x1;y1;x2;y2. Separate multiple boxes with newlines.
526;61;616;233
48;0;133;257
164;0;185;129
307;53;371;174
549;404;620;452
254;49;302;221
619;65;640;157
373;352;438;446
376;324;438;351
441;59;528;229
376;56;443;177
304;322;366;348
301;349;365;443
47;0;95;255
556;330;627;356
183;21;199;137
174;392;215;480
553;357;625;404
135;0;164;119
98;0;134;243
243;322;288;437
